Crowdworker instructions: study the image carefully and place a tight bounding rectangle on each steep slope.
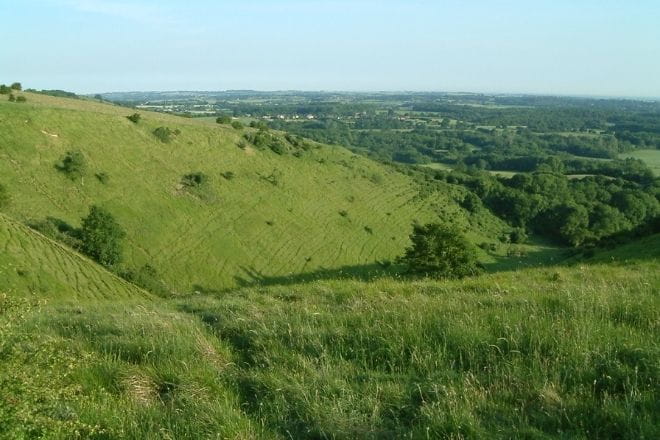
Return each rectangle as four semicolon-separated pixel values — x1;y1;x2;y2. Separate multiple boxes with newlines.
0;93;509;291
0;213;146;300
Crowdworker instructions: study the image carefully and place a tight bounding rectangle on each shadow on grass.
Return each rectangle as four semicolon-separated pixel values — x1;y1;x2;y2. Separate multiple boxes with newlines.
228;262;403;291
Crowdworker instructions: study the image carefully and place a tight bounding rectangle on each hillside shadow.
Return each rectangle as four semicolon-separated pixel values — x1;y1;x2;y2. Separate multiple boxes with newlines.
483;246;574;273
231;262;402;290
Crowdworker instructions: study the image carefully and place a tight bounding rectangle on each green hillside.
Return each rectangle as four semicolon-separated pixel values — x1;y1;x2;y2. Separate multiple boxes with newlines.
0;92;509;291
2;246;658;438
0;213;146;300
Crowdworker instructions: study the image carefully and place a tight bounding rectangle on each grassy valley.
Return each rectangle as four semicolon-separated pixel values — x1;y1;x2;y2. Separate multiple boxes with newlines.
1;91;658;439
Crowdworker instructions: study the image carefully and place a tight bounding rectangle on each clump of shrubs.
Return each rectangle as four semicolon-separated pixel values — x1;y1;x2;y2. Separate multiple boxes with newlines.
231;121;244;130
181;172;215;201
126;113;141;123
216;115;232;124
56;150;87;180
181;172;208;188
153;126;176;143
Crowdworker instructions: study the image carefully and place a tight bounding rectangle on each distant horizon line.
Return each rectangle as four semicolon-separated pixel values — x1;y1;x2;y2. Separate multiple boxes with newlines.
85;89;660;102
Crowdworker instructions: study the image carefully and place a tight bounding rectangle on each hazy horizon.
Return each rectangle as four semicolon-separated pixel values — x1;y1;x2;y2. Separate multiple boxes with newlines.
2;0;660;98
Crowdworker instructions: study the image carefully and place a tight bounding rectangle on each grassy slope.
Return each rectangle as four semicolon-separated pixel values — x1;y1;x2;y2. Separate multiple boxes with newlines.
0;213;146;301
1;237;658;438
0;93;509;291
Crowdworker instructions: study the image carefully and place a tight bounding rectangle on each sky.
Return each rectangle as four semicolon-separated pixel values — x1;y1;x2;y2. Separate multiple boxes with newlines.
1;0;659;97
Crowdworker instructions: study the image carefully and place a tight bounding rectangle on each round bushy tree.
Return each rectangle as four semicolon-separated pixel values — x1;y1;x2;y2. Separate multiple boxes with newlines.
80;205;125;267
400;223;479;278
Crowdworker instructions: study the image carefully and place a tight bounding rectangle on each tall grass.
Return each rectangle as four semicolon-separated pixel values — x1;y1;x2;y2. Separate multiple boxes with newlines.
2;261;657;438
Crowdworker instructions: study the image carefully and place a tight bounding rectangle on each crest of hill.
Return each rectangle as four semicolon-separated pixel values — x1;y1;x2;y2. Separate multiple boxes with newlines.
0;213;147;300
0;92;509;291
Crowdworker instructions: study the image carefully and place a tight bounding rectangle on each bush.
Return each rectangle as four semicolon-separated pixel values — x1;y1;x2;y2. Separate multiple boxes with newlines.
153;127;174;143
182;172;209;187
0;85;10;94
10;82;22;91
400;223;479;278
221;171;235;180
126;113;141;123
56;150;87;180
28;217;82;249
79;205;125;267
0;184;10;210
8;94;16;102
216;115;232;124
510;227;528;244
15;96;26;103
231;120;244;130
268;139;286;155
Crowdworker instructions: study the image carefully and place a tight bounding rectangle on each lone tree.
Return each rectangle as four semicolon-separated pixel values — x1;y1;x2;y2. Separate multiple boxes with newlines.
400;223;479;279
10;82;22;91
80;205;125;267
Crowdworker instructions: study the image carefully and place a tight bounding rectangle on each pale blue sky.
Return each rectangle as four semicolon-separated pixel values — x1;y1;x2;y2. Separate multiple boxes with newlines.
1;0;659;96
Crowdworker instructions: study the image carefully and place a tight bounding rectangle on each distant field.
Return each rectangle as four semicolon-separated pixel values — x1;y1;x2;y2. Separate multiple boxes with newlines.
619;149;660;175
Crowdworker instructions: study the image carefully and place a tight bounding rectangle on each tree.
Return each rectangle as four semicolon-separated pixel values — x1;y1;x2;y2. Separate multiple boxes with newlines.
56;150;87;180
10;82;22;91
0;184;10;210
216;115;231;124
0;85;10;94
79;206;125;267
400;223;479;278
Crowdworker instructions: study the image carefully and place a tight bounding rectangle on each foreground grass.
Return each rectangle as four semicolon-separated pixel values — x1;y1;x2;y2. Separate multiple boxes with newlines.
2;260;658;439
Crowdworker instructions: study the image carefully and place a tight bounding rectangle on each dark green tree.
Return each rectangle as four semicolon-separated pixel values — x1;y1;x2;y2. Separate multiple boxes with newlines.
10;82;22;91
216;115;231;124
400;223;479;278
79;206;125;267
0;85;10;94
